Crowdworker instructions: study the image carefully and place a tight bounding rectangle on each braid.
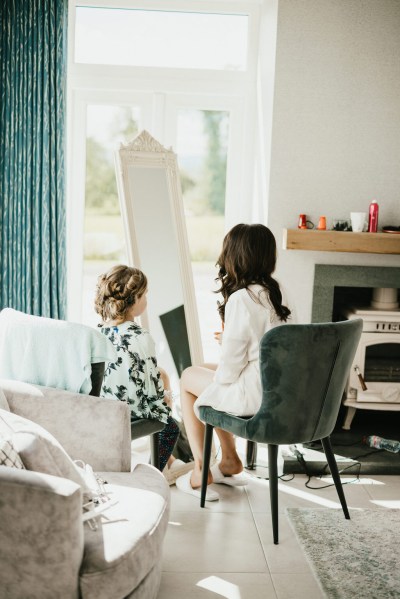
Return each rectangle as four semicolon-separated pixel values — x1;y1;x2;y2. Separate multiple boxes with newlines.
94;265;147;323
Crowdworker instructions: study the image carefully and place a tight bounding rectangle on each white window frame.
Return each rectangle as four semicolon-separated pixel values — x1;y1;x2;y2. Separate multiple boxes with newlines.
164;93;252;228
67;0;261;322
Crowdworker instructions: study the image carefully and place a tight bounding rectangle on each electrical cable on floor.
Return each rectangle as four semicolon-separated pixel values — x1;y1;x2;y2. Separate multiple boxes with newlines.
223;440;383;489
302;439;386;459
244;466;295;482
348;448;385;461
292;448;362;489
327;440;362;448
305;461;362;489
242;434;391;490
335;441;365;447
279;473;295;481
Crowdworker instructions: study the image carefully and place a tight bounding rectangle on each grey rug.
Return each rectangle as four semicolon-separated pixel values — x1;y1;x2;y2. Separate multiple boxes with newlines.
287;508;400;599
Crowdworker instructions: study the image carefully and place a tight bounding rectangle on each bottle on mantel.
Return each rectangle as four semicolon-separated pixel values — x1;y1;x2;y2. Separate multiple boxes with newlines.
368;200;379;232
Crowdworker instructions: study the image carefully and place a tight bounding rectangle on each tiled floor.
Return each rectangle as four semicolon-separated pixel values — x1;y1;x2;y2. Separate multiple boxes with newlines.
157;449;400;599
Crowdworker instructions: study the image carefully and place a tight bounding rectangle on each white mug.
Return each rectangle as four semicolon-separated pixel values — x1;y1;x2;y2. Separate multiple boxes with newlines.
350;212;367;233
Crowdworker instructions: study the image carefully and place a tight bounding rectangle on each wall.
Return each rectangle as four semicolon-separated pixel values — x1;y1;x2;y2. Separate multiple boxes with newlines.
262;0;400;323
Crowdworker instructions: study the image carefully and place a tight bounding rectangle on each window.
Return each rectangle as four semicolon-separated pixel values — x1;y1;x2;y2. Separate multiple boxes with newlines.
81;104;140;325
176;108;229;358
67;1;260;362
75;7;248;70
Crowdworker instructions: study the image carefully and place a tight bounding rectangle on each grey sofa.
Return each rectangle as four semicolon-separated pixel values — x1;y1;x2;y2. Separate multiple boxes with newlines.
0;379;170;599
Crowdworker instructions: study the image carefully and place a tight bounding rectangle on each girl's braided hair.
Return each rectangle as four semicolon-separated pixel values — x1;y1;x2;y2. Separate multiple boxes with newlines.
94;264;147;323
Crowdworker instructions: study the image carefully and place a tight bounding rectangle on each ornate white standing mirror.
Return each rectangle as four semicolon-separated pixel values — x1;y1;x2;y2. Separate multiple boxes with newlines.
115;130;203;390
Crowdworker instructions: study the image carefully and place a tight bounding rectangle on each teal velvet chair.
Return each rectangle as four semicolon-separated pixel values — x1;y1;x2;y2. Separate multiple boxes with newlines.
198;319;363;544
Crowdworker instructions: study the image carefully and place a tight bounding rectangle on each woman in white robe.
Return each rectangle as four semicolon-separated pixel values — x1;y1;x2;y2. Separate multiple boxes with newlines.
177;224;291;501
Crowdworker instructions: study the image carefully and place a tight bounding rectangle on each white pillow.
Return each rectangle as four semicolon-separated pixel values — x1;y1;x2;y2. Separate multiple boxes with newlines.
0;409;91;497
0;437;25;469
0;387;10;411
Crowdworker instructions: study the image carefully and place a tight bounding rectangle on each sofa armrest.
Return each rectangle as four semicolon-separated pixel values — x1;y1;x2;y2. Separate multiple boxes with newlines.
0;467;83;599
0;379;131;471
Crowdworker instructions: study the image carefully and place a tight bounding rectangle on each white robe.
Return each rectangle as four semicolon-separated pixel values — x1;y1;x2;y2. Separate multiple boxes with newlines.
194;285;286;418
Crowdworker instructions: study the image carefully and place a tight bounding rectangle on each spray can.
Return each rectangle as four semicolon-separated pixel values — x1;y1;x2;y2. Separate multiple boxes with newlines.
368;200;379;233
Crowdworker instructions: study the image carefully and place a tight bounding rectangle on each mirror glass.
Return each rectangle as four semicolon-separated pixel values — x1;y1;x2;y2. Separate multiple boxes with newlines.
115;130;203;390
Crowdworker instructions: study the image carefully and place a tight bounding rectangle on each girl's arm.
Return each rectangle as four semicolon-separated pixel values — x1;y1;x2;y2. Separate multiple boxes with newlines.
214;292;250;385
140;330;169;403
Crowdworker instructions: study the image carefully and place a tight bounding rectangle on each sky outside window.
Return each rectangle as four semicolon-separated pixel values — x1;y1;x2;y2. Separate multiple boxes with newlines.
75;7;248;70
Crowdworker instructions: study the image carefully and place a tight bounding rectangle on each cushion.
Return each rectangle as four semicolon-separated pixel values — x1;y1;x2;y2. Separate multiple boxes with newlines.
79;465;170;599
0;409;90;497
0;387;9;411
0;437;25;469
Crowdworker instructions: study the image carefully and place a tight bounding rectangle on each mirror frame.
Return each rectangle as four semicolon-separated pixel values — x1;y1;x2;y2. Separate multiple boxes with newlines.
115;130;204;374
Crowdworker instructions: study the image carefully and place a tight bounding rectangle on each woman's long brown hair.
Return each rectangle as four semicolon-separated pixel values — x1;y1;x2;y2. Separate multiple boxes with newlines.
215;223;291;323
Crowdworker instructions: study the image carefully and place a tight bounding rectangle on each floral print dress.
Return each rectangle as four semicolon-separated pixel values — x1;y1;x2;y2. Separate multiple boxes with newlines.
100;321;170;424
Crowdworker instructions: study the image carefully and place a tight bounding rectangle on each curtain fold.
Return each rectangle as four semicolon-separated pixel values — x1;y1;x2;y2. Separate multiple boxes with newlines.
0;0;68;318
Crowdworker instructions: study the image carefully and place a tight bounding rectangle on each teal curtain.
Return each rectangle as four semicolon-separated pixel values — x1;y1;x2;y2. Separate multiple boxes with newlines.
0;0;68;318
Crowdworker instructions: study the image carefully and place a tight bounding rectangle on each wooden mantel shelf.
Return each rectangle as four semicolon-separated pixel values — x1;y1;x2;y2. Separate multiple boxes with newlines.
283;229;400;254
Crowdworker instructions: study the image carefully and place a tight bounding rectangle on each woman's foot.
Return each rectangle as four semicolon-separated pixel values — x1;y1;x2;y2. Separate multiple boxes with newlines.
190;466;212;489
176;471;219;501
210;463;248;487
163;459;194;486
217;456;243;477
188;454;242;488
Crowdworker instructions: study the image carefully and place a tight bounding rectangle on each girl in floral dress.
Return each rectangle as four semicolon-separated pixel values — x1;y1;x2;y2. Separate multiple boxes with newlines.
94;264;179;472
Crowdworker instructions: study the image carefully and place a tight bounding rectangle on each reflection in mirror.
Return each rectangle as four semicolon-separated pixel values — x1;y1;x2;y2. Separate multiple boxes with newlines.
115;131;203;391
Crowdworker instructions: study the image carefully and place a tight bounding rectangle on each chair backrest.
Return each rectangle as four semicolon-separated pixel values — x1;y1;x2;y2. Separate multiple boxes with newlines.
89;361;105;396
245;319;363;445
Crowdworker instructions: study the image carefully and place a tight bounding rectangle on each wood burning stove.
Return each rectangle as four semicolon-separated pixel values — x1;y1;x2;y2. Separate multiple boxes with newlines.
343;288;400;429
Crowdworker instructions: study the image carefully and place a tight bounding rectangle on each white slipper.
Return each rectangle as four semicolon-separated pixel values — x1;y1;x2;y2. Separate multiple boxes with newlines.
211;463;248;487
176;471;219;502
163;459;194;486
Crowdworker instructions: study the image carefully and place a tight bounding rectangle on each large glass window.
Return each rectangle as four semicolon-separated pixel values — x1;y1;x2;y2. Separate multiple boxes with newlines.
176;108;229;361
75;7;248;70
82;105;140;327
68;1;260;362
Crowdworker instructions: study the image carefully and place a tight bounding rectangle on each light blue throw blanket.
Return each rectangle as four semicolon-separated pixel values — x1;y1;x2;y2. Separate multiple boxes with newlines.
0;308;117;394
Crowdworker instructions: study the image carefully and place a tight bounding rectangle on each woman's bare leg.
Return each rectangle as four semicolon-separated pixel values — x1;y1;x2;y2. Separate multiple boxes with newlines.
180;365;216;488
215;429;243;476
180;364;243;486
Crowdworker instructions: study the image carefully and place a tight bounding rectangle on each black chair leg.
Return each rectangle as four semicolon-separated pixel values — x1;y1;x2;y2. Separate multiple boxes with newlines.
268;444;279;544
200;423;214;508
150;432;160;470
245;440;258;470
321;436;350;520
